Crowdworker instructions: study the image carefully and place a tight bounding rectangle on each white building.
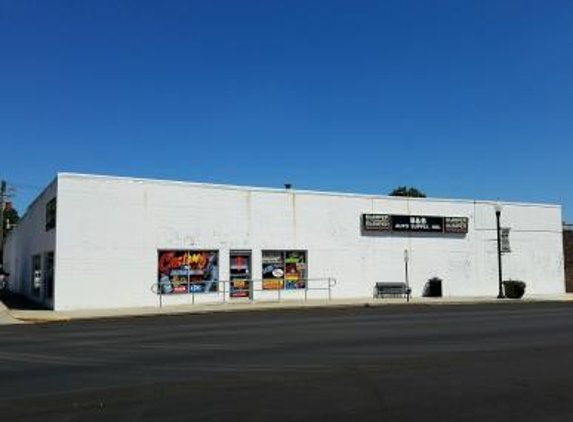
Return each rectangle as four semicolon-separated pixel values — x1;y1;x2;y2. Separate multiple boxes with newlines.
2;173;566;310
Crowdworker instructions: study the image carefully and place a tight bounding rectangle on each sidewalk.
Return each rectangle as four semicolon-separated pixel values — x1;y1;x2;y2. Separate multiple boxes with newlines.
0;300;24;325
3;294;573;325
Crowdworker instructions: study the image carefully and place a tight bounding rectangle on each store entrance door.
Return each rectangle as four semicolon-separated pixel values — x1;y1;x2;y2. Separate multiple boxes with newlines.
43;252;54;306
230;251;252;299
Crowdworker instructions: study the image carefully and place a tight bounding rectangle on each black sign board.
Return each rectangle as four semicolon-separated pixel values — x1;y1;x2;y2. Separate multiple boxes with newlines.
362;214;469;234
444;217;469;234
392;215;444;232
362;214;392;231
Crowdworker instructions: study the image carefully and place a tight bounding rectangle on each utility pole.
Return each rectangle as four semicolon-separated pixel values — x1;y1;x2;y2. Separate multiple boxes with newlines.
0;180;6;260
495;202;505;299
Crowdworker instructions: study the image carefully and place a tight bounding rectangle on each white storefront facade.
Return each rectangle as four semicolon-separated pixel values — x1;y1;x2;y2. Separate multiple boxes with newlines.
2;173;566;311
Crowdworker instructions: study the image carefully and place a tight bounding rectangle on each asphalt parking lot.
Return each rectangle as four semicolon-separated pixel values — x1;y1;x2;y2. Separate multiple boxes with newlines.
2;302;573;421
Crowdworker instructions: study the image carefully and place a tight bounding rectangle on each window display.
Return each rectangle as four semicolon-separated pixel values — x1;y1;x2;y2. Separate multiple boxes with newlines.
230;251;251;298
262;251;284;290
157;250;219;294
262;250;307;290
284;251;307;289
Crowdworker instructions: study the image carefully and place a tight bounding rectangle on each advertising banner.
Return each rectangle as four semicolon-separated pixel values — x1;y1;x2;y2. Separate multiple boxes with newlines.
157;250;219;294
362;214;469;234
392;215;444;232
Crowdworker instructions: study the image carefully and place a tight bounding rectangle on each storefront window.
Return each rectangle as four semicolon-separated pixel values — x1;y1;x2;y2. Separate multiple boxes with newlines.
230;250;251;298
262;250;307;290
157;250;219;294
284;251;307;289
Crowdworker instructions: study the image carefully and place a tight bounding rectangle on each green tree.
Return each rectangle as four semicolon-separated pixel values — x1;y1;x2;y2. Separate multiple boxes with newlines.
2;205;20;235
389;186;427;198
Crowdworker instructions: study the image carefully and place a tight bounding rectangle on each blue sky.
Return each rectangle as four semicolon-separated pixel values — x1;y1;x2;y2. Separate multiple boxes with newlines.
1;0;572;220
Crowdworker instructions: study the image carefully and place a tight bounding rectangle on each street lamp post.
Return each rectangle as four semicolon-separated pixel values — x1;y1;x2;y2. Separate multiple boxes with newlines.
404;249;411;303
495;202;505;299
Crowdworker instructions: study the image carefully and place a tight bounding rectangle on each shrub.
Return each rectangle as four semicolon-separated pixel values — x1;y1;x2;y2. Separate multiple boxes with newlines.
423;277;443;297
503;280;526;299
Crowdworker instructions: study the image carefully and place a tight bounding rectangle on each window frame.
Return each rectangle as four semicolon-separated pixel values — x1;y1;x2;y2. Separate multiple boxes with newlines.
261;250;308;290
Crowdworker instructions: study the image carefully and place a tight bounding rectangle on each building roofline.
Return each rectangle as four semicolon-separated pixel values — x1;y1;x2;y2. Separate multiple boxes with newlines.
4;176;58;242
56;172;562;210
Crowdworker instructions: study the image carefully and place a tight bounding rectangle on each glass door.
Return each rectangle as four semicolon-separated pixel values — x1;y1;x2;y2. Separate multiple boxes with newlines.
230;250;251;299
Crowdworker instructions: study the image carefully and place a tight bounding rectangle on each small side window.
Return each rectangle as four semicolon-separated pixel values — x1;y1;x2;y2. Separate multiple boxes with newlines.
46;198;56;231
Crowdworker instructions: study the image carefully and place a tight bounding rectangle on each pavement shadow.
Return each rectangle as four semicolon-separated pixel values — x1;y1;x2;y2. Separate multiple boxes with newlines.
1;292;48;311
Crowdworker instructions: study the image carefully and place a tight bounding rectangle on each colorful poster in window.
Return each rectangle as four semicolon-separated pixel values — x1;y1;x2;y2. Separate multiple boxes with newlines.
230;280;250;298
230;251;251;298
157;250;219;294
284;251;307;289
262;251;284;290
262;251;307;290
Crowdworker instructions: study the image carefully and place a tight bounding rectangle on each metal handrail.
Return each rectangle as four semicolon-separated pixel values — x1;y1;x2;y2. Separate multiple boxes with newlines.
150;277;337;308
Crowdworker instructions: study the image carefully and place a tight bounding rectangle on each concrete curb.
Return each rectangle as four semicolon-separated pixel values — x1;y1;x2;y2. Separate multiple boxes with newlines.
4;295;573;325
10;314;71;323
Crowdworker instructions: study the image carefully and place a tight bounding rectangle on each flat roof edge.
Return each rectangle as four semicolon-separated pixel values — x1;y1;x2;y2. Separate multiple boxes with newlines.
56;172;562;209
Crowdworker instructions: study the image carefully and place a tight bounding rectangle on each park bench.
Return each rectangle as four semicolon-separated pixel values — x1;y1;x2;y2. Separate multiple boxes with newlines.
373;282;411;301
